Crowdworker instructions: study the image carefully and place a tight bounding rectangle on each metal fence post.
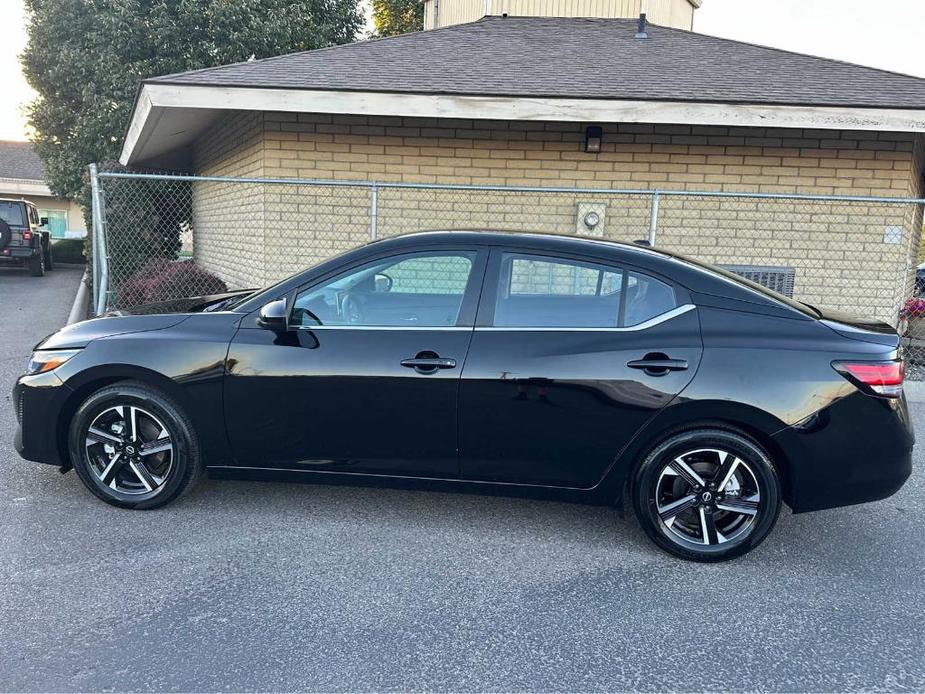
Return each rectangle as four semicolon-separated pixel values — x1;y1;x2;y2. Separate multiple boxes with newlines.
88;164;109;315
370;184;379;241
648;191;660;246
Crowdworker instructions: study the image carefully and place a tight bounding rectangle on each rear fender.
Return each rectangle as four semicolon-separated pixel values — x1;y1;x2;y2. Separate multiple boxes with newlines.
596;398;793;508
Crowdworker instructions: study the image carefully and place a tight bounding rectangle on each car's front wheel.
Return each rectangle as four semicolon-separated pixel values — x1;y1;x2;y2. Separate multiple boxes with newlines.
68;381;202;509
43;242;54;271
632;428;781;562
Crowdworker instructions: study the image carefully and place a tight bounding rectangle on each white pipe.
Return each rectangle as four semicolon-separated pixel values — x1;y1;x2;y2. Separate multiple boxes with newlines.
67;269;90;325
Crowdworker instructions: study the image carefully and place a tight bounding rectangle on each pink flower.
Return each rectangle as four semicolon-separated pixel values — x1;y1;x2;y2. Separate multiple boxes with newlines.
900;297;925;319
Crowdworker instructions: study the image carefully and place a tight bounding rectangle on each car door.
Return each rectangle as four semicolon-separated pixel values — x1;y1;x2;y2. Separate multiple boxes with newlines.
224;248;487;477
458;249;703;488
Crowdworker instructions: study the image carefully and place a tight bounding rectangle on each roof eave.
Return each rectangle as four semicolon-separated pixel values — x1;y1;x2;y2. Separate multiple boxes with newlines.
121;82;925;167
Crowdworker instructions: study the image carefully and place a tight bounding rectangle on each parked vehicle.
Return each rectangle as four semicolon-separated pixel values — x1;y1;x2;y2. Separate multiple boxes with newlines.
0;198;53;276
14;232;913;561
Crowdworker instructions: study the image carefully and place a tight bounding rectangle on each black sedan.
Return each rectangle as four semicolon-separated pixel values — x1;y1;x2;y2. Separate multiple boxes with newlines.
14;232;913;561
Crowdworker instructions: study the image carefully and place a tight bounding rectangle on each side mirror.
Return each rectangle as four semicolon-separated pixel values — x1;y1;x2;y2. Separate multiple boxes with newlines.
257;298;288;332
40;217;49;227
374;273;393;293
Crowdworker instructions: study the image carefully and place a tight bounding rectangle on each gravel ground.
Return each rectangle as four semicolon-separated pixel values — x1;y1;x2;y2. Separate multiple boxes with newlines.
1;265;923;692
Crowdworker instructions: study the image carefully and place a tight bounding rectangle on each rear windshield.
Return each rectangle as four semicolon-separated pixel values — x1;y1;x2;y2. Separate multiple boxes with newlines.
665;251;820;318
0;202;25;226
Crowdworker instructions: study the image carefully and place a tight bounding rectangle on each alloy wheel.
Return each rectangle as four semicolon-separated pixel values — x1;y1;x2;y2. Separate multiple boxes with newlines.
654;448;761;549
84;404;174;496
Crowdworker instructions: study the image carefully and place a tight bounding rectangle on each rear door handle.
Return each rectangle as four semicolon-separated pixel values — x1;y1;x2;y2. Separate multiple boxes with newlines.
400;357;457;371
627;358;689;375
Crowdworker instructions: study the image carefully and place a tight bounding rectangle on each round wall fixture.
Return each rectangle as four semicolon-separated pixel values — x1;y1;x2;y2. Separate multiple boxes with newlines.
584;211;601;229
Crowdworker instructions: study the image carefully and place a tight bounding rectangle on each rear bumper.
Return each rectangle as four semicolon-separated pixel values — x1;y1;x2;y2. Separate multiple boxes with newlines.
773;391;914;513
0;248;36;262
12;371;73;466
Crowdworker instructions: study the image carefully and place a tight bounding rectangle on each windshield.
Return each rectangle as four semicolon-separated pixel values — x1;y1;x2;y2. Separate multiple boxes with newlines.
0;202;25;226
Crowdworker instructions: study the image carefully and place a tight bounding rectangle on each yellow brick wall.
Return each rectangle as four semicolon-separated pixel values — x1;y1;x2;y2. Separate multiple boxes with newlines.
192;111;266;290
192;112;923;324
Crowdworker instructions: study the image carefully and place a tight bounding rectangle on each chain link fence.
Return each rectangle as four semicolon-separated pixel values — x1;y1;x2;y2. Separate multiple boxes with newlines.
89;169;925;375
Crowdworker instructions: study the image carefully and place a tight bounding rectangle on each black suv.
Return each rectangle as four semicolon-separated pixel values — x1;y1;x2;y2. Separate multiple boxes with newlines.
0;198;54;276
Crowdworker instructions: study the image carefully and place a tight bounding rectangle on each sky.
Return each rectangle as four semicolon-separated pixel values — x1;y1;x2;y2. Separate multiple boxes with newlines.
1;0;924;142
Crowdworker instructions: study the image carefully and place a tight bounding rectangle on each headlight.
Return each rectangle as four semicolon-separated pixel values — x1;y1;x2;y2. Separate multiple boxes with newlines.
26;349;80;375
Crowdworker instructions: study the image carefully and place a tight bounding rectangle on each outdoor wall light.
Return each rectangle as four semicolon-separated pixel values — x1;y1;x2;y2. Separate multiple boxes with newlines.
584;126;603;153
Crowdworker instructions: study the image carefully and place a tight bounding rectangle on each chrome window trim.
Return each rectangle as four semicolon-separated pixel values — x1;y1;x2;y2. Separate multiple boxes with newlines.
290;304;695;332
477;304;695;332
294;324;472;331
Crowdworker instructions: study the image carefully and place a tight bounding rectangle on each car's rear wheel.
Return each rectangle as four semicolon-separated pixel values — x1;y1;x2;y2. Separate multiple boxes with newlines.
68;382;202;509
28;250;44;277
632;428;781;562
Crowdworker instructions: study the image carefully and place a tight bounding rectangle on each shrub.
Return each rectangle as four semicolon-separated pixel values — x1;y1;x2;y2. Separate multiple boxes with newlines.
901;297;925;320
116;258;226;308
51;238;86;264
146;260;227;302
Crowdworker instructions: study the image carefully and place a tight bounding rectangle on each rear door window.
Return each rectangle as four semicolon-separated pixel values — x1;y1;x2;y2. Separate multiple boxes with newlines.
624;271;677;326
493;253;677;328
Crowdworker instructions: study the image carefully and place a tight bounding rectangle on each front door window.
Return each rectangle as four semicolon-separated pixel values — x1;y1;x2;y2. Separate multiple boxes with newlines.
292;252;476;327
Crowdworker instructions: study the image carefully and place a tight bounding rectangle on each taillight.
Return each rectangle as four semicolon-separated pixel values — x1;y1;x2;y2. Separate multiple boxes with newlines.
22;230;32;241
832;360;904;398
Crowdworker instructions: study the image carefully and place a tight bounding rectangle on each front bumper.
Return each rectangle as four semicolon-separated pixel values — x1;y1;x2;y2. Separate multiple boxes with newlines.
13;371;73;466
773;390;914;513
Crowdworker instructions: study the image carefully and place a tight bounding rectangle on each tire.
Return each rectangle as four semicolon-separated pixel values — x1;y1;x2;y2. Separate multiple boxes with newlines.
631;428;781;562
68;381;202;509
43;240;54;271
0;219;10;251
28;250;45;277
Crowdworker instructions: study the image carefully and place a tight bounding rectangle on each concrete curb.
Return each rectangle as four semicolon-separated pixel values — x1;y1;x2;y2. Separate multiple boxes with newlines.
66;269;90;325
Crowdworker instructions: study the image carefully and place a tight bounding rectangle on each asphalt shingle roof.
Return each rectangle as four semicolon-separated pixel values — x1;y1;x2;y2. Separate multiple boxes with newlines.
0;141;45;181
148;16;925;110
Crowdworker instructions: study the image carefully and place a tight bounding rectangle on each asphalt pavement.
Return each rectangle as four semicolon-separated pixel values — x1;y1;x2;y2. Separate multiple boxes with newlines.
1;263;923;692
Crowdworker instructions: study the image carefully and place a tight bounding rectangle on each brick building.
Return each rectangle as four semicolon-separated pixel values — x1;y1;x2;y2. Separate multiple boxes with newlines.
118;12;925;322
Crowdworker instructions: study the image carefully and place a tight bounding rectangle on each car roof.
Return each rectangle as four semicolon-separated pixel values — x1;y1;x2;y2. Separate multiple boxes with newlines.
368;229;670;262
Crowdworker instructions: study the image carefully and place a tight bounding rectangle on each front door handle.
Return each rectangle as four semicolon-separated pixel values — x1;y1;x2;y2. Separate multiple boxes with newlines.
400;357;457;373
627;356;689;376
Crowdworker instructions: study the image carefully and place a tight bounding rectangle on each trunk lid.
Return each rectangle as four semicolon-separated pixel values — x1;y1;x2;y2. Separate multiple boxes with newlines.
817;307;900;348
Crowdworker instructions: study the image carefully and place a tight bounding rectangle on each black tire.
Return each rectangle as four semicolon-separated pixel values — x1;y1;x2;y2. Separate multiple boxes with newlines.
68;381;202;509
28;250;45;277
632;428;781;562
43;239;54;271
0;219;10;251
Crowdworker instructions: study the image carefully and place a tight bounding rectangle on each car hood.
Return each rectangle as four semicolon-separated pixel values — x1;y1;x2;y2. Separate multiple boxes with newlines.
816;307;899;348
36;314;192;350
35;290;257;350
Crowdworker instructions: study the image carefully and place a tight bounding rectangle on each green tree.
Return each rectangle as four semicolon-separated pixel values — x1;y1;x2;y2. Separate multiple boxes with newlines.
22;0;365;200
372;0;423;37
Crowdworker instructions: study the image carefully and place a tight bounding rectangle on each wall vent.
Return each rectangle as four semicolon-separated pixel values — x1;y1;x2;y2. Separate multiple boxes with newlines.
720;264;796;298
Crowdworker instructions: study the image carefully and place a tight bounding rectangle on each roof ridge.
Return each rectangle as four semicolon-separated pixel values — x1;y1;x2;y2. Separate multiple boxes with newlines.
146;17;496;84
148;14;925;87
